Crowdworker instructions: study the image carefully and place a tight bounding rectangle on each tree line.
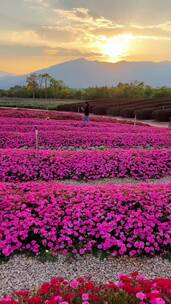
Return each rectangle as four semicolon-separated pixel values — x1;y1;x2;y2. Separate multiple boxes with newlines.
1;73;171;100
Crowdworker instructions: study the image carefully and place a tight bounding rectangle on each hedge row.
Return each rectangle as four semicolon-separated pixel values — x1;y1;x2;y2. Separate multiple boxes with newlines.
153;109;171;122
58;98;171;121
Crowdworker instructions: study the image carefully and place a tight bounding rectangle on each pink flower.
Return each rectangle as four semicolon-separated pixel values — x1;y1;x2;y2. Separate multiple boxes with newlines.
116;282;124;288
54;295;62;302
150;298;166;304
69;279;79;289
1;297;13;302
82;293;89;301
118;273;126;279
136;292;147;300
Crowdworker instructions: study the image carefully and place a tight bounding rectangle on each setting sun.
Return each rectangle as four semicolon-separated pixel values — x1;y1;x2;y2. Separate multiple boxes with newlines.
101;34;134;62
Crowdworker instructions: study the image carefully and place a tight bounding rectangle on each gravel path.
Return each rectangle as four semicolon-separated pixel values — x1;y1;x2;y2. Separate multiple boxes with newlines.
0;255;171;297
58;176;171;185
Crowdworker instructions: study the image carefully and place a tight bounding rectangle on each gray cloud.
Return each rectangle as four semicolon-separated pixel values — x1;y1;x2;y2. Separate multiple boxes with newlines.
91;24;171;39
37;27;76;42
0;44;46;57
47;0;171;25
47;47;101;57
0;0;50;30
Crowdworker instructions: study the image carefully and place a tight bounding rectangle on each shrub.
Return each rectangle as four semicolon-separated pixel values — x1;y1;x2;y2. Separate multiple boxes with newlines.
106;106;121;116
92;105;108;115
152;109;171;122
120;108;135;118
57;103;84;112
135;108;155;120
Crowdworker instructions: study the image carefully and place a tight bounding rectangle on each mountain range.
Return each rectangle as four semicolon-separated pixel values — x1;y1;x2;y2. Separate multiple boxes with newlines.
0;71;15;78
1;58;171;89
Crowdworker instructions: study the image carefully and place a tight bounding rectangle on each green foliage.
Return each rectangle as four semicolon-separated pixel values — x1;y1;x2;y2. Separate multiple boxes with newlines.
26;74;39;98
1;78;171;100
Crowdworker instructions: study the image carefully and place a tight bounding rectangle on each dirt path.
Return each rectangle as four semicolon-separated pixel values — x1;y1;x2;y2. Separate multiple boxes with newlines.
111;116;169;128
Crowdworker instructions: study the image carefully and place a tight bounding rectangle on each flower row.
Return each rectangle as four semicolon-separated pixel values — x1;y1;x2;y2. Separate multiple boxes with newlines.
0;123;167;134
0;117;164;134
0;148;170;181
1;182;171;257
0;108;146;125
1;272;171;304
0;130;170;149
0;123;154;134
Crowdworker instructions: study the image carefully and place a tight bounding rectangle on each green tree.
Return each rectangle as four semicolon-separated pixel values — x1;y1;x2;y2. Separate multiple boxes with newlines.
50;78;64;98
41;73;52;98
26;74;39;98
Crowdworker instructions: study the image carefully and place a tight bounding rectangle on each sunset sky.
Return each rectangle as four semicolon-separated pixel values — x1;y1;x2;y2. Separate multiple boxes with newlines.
1;0;171;74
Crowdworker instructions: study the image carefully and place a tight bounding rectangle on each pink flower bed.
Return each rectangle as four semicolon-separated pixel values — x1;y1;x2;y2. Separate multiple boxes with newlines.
0;148;170;181
0;182;170;257
0;109;86;121
0;130;170;149
1;273;171;304
0;108;147;125
0;112;169;148
0;117;164;133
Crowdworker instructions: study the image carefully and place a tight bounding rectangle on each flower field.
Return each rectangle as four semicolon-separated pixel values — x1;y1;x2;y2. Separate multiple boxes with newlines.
0;109;170;302
1;182;171;257
1;272;171;304
0;116;170;149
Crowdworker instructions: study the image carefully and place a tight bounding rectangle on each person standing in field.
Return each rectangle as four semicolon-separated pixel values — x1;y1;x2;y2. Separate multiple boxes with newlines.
82;101;90;122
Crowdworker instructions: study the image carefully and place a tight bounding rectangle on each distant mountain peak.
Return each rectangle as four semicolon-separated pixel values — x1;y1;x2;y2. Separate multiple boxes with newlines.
1;59;171;89
0;70;15;77
74;57;89;62
61;57;91;65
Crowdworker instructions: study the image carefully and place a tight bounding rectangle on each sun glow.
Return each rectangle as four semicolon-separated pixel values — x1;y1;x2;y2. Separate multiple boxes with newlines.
101;34;134;61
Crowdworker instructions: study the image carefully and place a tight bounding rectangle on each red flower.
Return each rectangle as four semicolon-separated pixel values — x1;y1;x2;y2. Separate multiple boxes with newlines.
45;299;56;304
28;296;42;304
120;276;133;283
77;278;85;284
15;291;30;297
105;282;118;290
84;282;95;289
38;283;52;295
0;300;18;304
50;278;64;285
65;293;75;301
89;294;100;302
122;284;143;295
131;271;139;277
